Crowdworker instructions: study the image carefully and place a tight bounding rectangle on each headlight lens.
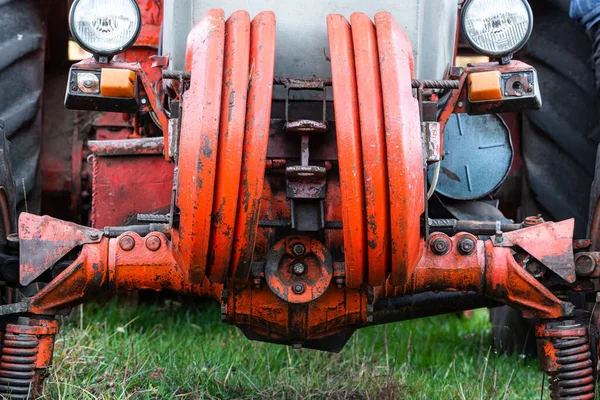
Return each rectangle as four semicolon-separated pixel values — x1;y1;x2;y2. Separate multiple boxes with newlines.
70;0;141;56
462;0;533;57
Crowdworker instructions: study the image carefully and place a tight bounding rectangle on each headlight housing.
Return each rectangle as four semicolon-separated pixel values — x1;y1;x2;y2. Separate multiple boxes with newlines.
461;0;533;58
69;0;142;57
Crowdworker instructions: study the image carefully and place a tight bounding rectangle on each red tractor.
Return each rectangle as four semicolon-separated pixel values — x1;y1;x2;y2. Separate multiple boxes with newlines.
0;0;597;398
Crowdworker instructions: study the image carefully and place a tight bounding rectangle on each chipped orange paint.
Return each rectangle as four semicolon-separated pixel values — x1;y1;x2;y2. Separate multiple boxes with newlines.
172;9;225;283
375;12;424;286
230;12;276;282
208;11;251;283
327;14;367;288
350;12;390;286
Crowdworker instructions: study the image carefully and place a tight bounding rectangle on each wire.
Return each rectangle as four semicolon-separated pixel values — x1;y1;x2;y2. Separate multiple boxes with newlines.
427;161;441;200
149;111;163;132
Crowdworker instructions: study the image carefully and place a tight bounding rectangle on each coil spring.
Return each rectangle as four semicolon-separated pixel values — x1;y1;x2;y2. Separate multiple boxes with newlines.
0;330;39;400
548;332;595;400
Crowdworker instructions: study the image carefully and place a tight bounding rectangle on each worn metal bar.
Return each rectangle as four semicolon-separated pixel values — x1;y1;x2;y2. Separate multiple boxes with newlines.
411;79;460;89
372;291;500;325
429;219;523;235
103;224;170;237
88;137;164;156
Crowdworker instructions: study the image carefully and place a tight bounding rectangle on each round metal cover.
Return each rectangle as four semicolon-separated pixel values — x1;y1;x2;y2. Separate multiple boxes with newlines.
428;114;513;200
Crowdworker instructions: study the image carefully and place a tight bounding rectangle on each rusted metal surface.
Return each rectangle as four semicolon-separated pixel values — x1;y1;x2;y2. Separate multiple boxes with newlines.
208;11;251;284
351;12;390;286
536;320;595;400
382;231;570;319
230;11;277;282
0;318;59;399
327;14;367;288
18;213;102;286
172;8;225;283
265;236;332;304
87;137;164;156
492;219;576;283
375;11;424;286
284;120;327;133
90;149;174;229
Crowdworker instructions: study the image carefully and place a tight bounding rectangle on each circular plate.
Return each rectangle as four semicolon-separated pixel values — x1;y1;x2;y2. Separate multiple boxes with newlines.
429;114;513;200
265;236;332;304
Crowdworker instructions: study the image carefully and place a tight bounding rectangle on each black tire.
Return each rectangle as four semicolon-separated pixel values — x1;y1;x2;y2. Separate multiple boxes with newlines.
0;121;16;243
522;0;599;238
489;307;537;356
491;1;599;355
0;0;45;215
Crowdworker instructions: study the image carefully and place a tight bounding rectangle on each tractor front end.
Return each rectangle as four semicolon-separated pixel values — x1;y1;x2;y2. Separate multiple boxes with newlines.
0;0;595;398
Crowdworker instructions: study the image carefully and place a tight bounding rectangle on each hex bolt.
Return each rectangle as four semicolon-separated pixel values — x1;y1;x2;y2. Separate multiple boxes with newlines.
457;237;476;255
119;235;135;251
525;260;546;278
430;237;450;255
145;235;161;252
89;232;100;241
292;243;306;256
575;254;596;277
292;283;305;294
292;262;307;276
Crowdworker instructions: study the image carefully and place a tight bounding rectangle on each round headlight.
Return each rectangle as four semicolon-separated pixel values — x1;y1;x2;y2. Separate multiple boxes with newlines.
461;0;533;57
69;0;142;57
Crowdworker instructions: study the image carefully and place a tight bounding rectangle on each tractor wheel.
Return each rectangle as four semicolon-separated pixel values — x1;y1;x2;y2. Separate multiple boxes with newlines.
0;0;45;215
521;0;598;237
491;0;598;355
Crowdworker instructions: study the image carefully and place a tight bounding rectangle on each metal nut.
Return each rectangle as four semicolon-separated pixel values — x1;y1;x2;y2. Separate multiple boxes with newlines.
430;237;450;255
119;235;135;251
292;262;306;276
457;237;476;255
145;235;161;251
292;283;305;294
292;243;306;256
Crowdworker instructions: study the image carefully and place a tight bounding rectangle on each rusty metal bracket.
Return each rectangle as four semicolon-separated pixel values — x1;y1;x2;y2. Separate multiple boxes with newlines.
19;213;103;286
491;219;576;283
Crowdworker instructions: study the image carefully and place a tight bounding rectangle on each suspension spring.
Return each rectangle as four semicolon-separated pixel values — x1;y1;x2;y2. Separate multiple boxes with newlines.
0;318;58;400
536;320;595;400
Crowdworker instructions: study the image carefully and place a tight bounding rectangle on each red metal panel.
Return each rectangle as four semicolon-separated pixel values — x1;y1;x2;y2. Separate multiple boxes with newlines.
327;14;367;288
172;9;225;283
374;12;424;286
91;154;174;228
208;11;251;283
350;13;390;286
230;11;276;282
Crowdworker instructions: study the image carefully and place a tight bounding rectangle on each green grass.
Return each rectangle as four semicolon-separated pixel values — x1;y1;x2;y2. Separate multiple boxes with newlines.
41;299;544;399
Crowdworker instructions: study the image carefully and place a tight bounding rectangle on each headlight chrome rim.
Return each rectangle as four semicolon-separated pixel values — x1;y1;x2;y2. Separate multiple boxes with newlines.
461;0;533;58
69;0;142;57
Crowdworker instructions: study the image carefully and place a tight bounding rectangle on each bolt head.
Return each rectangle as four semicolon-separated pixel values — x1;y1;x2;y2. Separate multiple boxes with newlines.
575;254;596;276
292;262;307;276
430;237;450;255
292;283;305;294
145;235;161;251
292;243;306;256
525;260;545;278
458;237;476;255
119;235;135;251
